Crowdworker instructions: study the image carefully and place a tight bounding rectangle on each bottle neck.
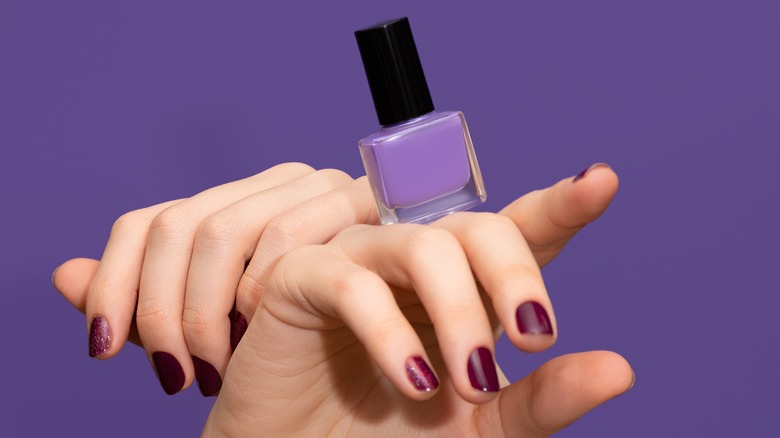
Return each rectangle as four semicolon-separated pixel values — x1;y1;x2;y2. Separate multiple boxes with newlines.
381;110;436;129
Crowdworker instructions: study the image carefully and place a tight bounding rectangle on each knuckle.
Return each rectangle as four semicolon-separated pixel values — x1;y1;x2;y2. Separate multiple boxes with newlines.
182;306;217;339
315;168;353;187
445;300;484;324
498;262;544;287
110;210;146;237
237;270;266;308
370;316;407;344
89;275;121;295
333;268;377;306
195;214;239;247
148;207;189;239
263;213;306;248
275;161;315;175
463;213;517;240
134;300;173;330
405;227;459;260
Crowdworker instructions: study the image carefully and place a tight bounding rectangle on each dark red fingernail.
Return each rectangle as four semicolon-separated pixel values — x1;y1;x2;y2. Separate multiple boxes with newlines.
152;352;185;395
88;315;112;358
405;356;439;392
192;356;222;397
467;347;499;392
516;301;554;335
230;311;248;352
573;162;611;182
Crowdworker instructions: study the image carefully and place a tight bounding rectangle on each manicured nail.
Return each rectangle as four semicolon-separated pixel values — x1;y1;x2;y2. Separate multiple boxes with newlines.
628;371;636;391
573;162;611;182
405;356;439;392
51;265;59;287
467;347;499;392
192;356;222;397
88;315;112;358
230;311;248;352
152;352;185;395
515;301;554;335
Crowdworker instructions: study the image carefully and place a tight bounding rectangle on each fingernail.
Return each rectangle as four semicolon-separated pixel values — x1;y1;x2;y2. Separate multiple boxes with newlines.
192;356;222;397
515;301;554;335
628;371;636;391
230;311;248;352
467;347;499;392
88;315;112;358
573;162;611;182
405;355;439;392
51;265;59;287
152;352;185;395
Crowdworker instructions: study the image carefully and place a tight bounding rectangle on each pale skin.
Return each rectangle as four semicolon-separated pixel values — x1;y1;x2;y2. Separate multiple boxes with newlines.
53;162;632;436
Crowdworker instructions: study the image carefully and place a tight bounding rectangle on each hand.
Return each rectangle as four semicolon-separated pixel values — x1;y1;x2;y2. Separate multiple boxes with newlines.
53;162;379;396
203;164;633;436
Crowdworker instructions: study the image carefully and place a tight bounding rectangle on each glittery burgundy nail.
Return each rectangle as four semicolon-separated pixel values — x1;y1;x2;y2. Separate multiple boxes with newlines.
572;163;611;182
192;356;222;397
230;311;248;352
405;356;439;392
152;352;185;395
516;301;554;335
467;347;499;392
88;315;112;358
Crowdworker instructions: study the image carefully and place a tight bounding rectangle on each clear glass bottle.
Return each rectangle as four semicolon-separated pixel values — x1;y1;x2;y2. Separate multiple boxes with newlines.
359;110;485;224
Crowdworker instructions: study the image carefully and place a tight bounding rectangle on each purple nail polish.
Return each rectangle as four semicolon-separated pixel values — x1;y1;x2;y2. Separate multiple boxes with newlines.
467;347;499;392
88;315;112;358
152;352;185;395
192;356;222;397
355;18;486;224
573;162;611;182
405;355;439;392
516;301;554;335
230;311;248;352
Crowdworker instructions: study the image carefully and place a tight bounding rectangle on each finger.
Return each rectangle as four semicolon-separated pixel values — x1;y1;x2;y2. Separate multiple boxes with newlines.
268;245;441;400
85;200;181;359
434;213;556;353
184;169;354;396
234;176;378;335
52;258;142;346
331;224;499;403
135;162;315;395
489;350;633;437
53;258;98;313
499;164;619;267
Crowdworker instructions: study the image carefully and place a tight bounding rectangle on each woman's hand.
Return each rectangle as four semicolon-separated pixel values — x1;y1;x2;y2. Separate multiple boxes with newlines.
203;164;631;436
53;162;379;396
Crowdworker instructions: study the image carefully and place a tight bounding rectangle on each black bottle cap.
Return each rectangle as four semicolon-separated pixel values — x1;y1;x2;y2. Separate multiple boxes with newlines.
355;17;435;126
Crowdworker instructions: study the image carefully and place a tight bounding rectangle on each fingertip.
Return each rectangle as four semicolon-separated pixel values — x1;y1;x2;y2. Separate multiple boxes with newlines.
563;164;620;227
591;350;634;398
568;350;633;405
52;258;100;312
403;355;441;400
572;163;618;196
462;347;501;403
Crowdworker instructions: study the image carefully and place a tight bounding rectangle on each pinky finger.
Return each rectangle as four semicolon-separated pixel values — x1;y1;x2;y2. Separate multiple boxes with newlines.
270;247;441;399
52;258;143;346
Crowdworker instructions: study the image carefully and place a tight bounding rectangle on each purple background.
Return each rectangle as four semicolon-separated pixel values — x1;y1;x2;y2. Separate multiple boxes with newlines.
1;1;778;436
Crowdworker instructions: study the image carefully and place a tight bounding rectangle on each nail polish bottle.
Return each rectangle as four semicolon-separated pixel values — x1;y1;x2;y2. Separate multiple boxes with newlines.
355;17;486;225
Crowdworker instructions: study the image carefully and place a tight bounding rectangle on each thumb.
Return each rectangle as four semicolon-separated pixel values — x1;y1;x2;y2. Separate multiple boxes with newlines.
499;164;619;267
493;350;633;437
52;257;100;313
